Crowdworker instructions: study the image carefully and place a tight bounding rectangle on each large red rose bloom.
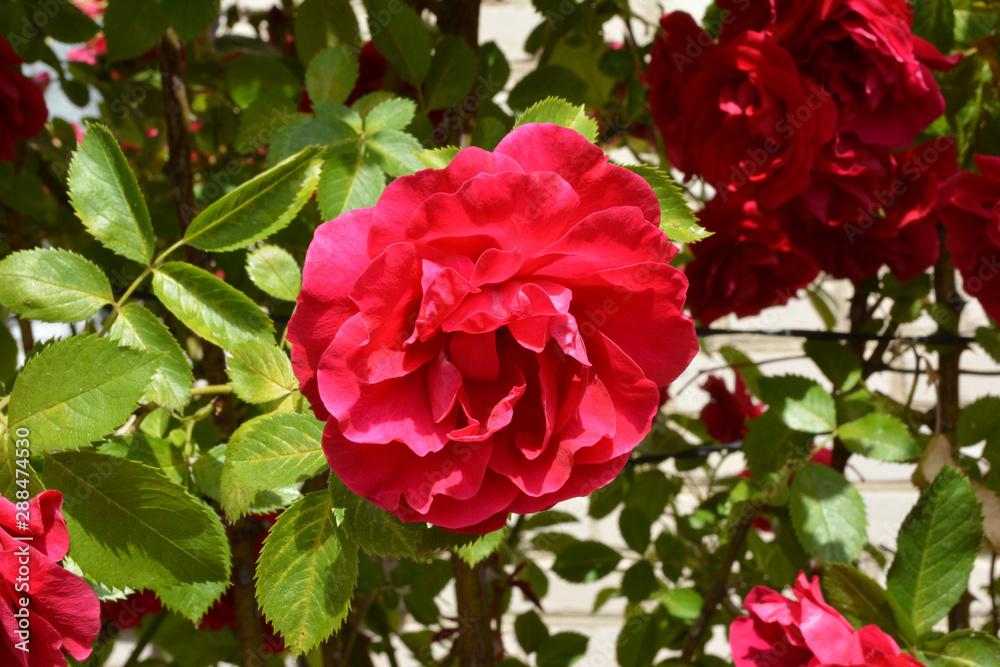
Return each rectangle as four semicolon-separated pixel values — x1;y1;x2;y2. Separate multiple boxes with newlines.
648;13;836;209
0;491;101;667
940;155;1000;322
731;573;922;667
717;0;957;148
0;37;48;162
288;123;698;533
784;137;956;283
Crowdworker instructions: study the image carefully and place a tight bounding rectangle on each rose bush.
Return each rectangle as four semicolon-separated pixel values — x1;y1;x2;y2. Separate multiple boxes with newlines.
700;373;765;443
288;122;698;533
731;573;922;667
0;491;100;667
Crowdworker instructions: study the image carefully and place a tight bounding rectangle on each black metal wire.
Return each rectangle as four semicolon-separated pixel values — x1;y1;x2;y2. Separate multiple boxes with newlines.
627;441;742;466
696;326;975;345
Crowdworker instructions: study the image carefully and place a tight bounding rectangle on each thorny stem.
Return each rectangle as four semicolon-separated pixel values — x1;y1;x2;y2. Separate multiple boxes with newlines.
678;505;759;664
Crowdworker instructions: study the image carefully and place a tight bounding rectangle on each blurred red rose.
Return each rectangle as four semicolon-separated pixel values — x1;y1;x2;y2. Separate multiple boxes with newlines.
71;0;106;18
731;573;922;667
700;373;765;443
68;35;106;66
684;198;819;324
0;37;48;161
0;491;101;667
940;155;1000;322
648;12;836;209
288;123;698;533
717;0;957;148
100;591;162;631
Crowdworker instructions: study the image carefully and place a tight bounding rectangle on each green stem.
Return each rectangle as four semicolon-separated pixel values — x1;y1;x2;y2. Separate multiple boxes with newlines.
190;384;233;396
122;612;166;667
98;266;154;336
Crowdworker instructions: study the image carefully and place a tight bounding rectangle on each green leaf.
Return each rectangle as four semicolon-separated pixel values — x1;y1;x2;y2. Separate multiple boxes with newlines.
270;116;358;164
759;375;837;434
803;339;862;392
160;0;221;42
306;46;359;105
620;164;707;243
8;336;160;451
887;467;983;637
660;587;704;622
152;262;275;348
227;340;297;403
104;0;167;61
328;477;424;559
317;141;385;219
225;54;302;109
220;413;327;519
976;326;1000;363
364;97;417;134
507;66;587;110
416;146;459;169
536;632;588;667
514;97;598;143
42;451;231;591
822;563;913;643
457;528;505;566
619;506;651;554
109;303;194;411
912;0;954;53
26;0;99;42
157;579;231;625
789;463;867;563
245;244;301;302
294;0;360;66
919;630;1000;667
194;443;301;514
957;396;1000;470
621;560;657;603
0;436;43;500
100;433;188;486
425;36;477;109
257;490;359;654
742;411;814;478
0;248;112;322
515;610;549;654
552;540;621;583
367;0;431;86
183;147;323;252
365;130;424;177
840;413;920;463
616;613;664;667
471;116;508;151
480;41;510;91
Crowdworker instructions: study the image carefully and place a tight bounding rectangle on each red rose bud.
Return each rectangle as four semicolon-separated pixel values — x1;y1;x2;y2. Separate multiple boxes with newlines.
700;374;765;444
288;123;699;533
